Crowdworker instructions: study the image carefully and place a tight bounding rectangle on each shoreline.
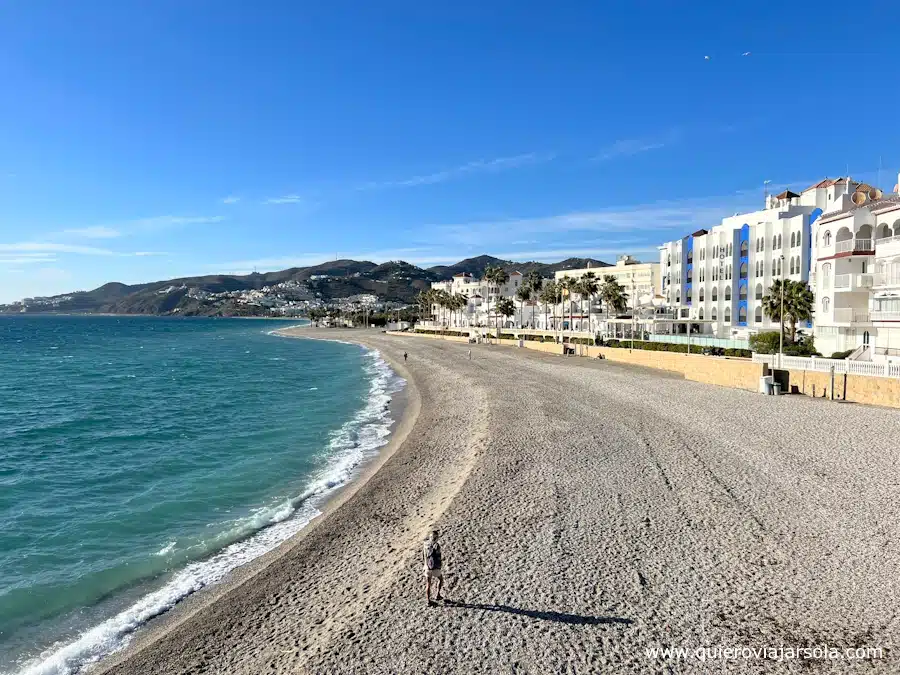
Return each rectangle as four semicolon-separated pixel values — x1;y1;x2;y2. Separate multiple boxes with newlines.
15;328;413;675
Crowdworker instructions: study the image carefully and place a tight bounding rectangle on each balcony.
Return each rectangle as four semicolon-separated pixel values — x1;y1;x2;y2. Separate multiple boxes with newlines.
873;272;900;288
833;273;874;291
835;238;874;255
872;311;900;322
833;308;871;324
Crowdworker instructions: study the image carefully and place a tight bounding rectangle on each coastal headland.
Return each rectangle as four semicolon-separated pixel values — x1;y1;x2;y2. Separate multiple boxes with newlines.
95;328;898;674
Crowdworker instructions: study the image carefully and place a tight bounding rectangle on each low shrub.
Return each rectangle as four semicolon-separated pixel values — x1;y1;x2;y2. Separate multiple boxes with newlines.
830;349;854;360
597;339;751;358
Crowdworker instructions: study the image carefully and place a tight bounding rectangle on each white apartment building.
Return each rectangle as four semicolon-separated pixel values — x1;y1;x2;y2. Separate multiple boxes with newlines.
554;255;661;308
659;177;868;342
812;179;900;360
429;271;526;328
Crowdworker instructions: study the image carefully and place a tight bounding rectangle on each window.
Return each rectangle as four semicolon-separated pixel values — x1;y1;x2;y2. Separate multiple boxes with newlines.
778;234;782;249
727;265;733;280
727;243;732;256
724;307;731;322
738;306;747;323
711;308;718;321
740;241;748;256
675;292;680;303
755;306;763;322
739;262;748;279
713;245;718;257
822;297;830;312
712;288;718;301
699;308;704;320
772;234;778;249
789;257;795;275
699;288;704;302
790;232;796;247
755;283;763;300
725;286;732;301
776;258;782;276
739;285;747;300
686;289;692;303
824;231;831;246
823;263;831;288
712;268;718;281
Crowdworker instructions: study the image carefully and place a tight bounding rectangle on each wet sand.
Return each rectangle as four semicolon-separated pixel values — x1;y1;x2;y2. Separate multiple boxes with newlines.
96;329;898;674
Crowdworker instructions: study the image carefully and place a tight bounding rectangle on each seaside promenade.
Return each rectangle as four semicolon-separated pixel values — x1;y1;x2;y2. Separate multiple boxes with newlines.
98;329;898;674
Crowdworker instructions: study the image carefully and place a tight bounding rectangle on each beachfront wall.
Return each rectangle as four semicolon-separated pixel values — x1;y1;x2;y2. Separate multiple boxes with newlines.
780;367;900;408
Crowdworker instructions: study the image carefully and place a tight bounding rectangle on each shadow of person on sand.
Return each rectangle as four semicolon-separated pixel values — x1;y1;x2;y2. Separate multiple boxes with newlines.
442;600;632;626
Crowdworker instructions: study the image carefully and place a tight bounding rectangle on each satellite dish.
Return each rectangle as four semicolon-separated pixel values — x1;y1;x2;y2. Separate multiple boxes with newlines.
851;191;867;205
869;188;883;200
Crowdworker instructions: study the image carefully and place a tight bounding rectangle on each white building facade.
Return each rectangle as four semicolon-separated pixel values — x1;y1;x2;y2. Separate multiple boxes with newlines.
659;178;868;342
429;271;527;328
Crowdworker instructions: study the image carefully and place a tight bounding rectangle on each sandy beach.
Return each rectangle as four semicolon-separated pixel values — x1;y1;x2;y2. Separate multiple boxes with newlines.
95;329;899;674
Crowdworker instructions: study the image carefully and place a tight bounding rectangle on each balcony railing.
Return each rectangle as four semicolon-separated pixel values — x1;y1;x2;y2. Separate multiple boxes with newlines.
876;234;900;245
833;308;871;324
835;238;874;254
873;273;900;287
872;311;900;322
833;273;873;290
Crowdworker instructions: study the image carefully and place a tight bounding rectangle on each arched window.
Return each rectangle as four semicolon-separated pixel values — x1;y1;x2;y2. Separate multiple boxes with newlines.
725;286;732;300
699;288;704;302
776;258;782;276
755;306;763;323
675;292;680;303
740;240;748;256
778;234;782;249
772;234;778;249
738;306;747;323
789;257;795;275
822;296;830;312
739;284;747;300
727;265;733;280
822;262;831;288
739;262;748;279
790;232;795;248
728;243;733;256
712;268;718;281
755;283;763;299
711;308;718;321
724;307;731;322
686;289;692;303
713;245;718;257
712;288;718;301
699;308;704;320
824;231;832;246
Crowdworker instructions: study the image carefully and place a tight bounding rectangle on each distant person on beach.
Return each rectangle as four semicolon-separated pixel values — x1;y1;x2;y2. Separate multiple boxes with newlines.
467;349;472;360
403;352;408;362
423;529;443;605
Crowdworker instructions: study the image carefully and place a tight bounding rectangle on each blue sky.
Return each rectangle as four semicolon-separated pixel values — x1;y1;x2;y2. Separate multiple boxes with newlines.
1;0;898;302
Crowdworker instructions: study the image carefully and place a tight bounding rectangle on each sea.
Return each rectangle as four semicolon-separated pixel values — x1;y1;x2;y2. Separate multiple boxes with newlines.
0;316;404;675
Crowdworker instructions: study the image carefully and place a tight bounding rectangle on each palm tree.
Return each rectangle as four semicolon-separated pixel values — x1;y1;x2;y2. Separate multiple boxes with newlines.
452;293;467;327
762;279;814;343
496;297;516;331
524;271;543;327
515;285;532;329
559;275;578;331
599;275;628;318
483;265;510;337
539;280;557;331
577;272;599;334
416;289;433;325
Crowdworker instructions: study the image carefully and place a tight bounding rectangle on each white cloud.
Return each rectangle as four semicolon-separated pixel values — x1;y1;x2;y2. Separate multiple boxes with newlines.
594;130;680;161
133;251;170;257
357;153;553;190
128;215;224;231
222;196;241;204
264;195;303;205
62;226;121;239
0;256;58;265
0;242;117;255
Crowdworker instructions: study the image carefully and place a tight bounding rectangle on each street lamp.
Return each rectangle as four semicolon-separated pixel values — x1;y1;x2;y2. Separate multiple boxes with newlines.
779;253;785;368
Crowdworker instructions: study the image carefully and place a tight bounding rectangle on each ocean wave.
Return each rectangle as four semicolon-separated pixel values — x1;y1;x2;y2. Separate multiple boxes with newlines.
13;345;404;675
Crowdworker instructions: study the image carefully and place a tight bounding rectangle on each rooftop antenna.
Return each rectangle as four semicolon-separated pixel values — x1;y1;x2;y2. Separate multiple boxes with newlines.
763;179;772;205
878;155;883;189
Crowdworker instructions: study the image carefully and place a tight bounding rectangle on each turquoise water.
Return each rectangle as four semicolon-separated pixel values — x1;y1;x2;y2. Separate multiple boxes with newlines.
0;316;403;675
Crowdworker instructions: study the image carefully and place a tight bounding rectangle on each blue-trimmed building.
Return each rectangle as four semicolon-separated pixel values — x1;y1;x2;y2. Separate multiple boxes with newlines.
659;178;865;341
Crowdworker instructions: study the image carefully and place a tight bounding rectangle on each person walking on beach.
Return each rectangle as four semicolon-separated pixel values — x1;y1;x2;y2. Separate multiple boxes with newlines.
467;349;472;360
403;351;408;362
423;529;443;605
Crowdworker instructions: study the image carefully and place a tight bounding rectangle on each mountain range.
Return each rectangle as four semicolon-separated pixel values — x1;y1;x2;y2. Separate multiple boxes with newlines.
0;255;610;316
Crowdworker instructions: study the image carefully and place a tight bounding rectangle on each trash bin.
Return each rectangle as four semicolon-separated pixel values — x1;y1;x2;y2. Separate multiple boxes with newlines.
759;375;774;395
773;382;782;396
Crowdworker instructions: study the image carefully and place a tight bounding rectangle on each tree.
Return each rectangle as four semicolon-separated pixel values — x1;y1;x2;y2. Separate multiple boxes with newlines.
539;280;558;331
452;293;467;327
559;275;578;331
416;290;434;324
524;271;543;327
483;265;510;337
496;297;516;329
577;272;599;333
515;285;532;328
599;275;628;318
762;279;814;343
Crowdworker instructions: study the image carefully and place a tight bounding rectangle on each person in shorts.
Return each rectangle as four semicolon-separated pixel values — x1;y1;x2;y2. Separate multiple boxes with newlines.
422;529;443;605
